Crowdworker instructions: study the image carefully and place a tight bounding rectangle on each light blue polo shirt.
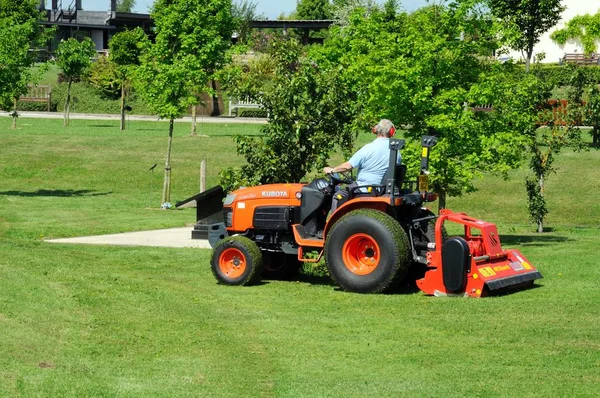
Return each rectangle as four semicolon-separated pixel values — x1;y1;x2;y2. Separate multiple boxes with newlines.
349;138;402;186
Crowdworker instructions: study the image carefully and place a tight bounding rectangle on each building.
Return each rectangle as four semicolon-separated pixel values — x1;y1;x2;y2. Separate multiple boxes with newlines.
39;0;152;51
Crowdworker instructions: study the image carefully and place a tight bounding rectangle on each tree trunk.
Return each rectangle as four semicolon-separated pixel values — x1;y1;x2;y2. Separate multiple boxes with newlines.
437;189;446;213
593;127;599;147
537;174;544;233
161;118;174;206
191;103;197;136
120;82;126;131
64;78;72;127
11;97;17;130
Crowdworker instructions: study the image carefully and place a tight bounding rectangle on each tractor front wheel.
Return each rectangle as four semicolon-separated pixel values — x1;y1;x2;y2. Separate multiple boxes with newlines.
211;236;263;286
325;209;411;293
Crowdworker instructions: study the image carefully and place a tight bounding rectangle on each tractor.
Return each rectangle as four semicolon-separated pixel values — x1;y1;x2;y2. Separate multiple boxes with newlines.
207;136;542;297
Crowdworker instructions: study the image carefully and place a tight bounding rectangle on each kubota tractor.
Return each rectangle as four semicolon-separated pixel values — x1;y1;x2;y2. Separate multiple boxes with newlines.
208;136;542;297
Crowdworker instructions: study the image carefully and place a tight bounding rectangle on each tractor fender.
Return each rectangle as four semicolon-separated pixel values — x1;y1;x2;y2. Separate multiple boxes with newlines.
324;197;390;238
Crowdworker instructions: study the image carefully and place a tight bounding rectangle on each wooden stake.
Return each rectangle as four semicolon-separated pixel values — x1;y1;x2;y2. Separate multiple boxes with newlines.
200;159;206;193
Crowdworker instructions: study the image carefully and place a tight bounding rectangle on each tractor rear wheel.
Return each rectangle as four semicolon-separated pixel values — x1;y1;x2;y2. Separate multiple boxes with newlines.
262;251;301;280
211;236;263;286
325;209;411;293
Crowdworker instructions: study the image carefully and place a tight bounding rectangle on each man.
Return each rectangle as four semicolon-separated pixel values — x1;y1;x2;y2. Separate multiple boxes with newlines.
323;119;401;211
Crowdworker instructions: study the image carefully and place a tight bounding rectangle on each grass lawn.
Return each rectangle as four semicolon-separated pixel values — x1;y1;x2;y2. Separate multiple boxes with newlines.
1;118;599;396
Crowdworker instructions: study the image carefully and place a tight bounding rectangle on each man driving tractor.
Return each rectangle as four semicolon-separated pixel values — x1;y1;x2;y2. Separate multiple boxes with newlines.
323;119;402;211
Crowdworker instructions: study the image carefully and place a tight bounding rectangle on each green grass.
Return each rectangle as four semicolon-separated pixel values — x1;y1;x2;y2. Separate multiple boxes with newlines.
1;118;599;396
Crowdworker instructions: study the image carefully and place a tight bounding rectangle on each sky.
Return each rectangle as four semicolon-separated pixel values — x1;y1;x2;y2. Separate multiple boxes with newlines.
76;0;429;19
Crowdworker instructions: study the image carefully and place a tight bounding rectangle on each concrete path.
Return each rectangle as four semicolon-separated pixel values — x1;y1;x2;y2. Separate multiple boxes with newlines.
46;227;212;249
2;111;267;124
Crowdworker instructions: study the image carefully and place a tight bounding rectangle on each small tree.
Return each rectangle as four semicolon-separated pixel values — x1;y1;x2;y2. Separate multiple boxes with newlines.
137;0;234;207
232;0;260;44
55;37;96;127
490;0;565;72
524;64;585;232
117;0;137;13
108;27;148;130
550;11;600;55
585;85;600;147
219;38;359;192
0;0;51;129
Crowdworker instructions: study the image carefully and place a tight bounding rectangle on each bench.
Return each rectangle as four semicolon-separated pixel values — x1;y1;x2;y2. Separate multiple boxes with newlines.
470;104;494;112
561;53;600;65
20;84;52;112
228;97;263;116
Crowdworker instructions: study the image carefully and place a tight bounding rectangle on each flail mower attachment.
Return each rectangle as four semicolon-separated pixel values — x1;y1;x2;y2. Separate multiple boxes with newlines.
417;209;543;298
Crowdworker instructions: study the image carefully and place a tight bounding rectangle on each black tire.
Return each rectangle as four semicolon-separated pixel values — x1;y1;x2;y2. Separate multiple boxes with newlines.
414;210;448;251
211;236;263;286
261;251;301;280
324;209;411;293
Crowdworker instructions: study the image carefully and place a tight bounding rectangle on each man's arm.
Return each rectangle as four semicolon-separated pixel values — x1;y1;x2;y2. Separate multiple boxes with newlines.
323;161;353;175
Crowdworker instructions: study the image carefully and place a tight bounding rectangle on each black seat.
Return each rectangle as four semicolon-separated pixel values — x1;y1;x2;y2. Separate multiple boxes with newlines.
348;164;406;198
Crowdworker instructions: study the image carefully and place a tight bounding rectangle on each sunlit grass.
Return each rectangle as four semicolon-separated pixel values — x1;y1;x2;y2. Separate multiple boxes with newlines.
0;118;599;396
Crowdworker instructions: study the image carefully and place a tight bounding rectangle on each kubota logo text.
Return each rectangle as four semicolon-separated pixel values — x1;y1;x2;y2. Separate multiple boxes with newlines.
261;191;288;197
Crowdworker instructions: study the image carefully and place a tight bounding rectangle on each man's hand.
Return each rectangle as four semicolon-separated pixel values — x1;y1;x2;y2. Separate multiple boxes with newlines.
323;166;334;174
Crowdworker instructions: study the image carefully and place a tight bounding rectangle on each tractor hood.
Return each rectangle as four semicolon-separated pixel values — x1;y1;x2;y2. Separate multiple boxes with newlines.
224;183;305;207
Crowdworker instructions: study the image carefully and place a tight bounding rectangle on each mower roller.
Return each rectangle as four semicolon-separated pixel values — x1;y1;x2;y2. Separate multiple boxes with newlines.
207;136;542;296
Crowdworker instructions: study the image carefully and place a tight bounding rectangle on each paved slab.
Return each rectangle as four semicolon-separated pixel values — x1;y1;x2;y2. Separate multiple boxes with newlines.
46;227;212;249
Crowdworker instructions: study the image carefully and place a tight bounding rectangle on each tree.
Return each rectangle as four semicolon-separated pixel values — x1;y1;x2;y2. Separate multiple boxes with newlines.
55;37;96;127
318;2;532;210
296;0;332;20
108;27;148;130
0;0;50;129
219;38;359;192
116;0;136;13
585;85;600;147
232;0;260;44
137;0;234;207
489;0;565;72
550;11;600;55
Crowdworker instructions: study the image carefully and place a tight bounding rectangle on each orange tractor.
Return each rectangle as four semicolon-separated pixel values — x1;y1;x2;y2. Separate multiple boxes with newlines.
208;136;542;296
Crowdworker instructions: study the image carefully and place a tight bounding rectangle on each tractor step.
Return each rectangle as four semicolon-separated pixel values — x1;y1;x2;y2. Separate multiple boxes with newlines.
292;224;324;248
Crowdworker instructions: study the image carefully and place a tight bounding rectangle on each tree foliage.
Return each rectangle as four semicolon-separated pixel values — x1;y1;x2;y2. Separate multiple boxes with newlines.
0;0;50;128
219;38;359;192
138;0;234;120
116;0;136;12
489;0;565;71
318;2;534;209
550;11;600;55
137;0;234;205
108;27;149;129
55;37;97;126
232;0;260;44
296;0;332;20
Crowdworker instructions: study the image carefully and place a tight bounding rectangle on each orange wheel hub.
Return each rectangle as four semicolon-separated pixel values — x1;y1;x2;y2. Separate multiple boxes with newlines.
342;233;380;275
219;247;247;279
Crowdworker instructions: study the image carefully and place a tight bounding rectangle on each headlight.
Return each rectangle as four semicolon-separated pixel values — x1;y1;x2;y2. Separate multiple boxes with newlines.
223;193;236;205
223;208;233;227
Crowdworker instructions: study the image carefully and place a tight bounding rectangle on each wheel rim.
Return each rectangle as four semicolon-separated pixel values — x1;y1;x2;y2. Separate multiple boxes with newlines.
219;248;247;279
342;233;380;275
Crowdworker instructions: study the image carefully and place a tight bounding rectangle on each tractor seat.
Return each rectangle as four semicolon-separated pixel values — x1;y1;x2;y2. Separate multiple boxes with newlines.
333;164;406;210
349;164;407;198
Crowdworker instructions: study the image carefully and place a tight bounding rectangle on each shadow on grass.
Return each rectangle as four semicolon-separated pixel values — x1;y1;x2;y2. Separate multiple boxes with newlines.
295;272;334;287
501;234;570;246
87;124;117;128
0;189;112;197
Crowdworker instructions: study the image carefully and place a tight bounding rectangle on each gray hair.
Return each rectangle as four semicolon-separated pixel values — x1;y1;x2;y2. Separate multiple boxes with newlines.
373;119;395;137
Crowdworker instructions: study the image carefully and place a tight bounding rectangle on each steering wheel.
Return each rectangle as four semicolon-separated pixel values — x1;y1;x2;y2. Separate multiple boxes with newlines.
328;171;353;185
